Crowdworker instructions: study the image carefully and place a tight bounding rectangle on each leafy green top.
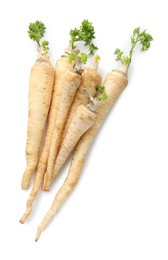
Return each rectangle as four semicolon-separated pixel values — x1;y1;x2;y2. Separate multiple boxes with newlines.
69;20;98;55
114;27;153;67
69;52;88;65
67;20;98;66
28;21;49;53
95;55;101;63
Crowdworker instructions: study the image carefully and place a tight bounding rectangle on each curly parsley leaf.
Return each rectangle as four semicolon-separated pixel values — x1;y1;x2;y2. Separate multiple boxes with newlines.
114;27;153;66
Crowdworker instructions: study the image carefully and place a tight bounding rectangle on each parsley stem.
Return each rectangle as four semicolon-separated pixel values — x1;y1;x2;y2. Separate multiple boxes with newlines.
114;27;153;69
129;35;140;65
28;21;49;54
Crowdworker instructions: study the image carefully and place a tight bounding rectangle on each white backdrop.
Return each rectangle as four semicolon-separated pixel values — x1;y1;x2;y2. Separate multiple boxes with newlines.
0;0;168;259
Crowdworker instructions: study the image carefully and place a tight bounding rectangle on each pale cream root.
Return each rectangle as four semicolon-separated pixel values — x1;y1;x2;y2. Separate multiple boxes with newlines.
35;163;81;241
21;57;54;190
42;70;81;191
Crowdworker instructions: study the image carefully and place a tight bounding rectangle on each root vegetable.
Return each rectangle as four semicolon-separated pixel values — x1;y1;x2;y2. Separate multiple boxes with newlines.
42;70;81;191
21;21;54;190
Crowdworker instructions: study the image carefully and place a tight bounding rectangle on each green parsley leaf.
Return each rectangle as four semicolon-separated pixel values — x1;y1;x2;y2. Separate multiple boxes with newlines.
114;27;153;66
95;55;101;62
97;92;108;101
69;20;98;56
77;52;88;64
96;84;105;92
42;40;49;51
28;21;46;45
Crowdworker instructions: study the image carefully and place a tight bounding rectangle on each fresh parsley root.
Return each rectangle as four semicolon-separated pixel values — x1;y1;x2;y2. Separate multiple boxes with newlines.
42;70;81;191
21;21;54;190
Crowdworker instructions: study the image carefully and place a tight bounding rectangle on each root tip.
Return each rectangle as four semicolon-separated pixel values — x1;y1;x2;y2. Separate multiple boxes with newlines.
35;229;41;242
21;179;30;190
19;212;29;224
42;187;50;192
19;219;24;224
21;185;29;190
42;183;50;191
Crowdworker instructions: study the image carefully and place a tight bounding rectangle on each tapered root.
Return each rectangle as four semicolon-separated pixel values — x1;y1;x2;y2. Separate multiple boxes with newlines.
20;209;31;224
20;167;45;223
36;167;81;239
42;70;81;190
21;57;55;190
35;228;42;242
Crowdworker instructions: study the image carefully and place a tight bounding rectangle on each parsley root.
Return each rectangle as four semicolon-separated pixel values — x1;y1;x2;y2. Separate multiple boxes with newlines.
42;70;81;191
21;21;54;190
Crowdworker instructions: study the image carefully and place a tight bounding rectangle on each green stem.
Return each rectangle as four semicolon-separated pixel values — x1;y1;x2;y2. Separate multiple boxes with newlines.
129;35;140;64
114;27;153;69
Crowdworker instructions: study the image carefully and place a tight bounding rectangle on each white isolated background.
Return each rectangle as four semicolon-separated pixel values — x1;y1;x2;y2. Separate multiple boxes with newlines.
0;0;168;259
